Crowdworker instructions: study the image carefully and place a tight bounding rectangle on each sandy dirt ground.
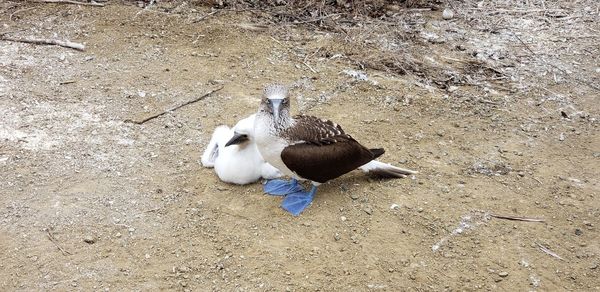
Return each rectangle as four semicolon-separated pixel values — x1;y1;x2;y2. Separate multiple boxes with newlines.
1;1;599;291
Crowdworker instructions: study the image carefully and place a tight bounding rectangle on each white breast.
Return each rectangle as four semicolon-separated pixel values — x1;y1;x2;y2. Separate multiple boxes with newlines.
254;113;296;178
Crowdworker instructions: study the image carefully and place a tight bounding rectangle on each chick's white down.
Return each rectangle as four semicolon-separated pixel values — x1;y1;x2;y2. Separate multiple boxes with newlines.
201;114;281;185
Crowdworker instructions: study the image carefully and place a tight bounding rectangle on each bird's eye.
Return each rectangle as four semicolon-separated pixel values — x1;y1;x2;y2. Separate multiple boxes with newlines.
282;98;289;105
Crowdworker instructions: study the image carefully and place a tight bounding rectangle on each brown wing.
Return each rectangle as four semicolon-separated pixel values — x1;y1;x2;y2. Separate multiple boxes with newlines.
281;138;382;183
281;115;349;145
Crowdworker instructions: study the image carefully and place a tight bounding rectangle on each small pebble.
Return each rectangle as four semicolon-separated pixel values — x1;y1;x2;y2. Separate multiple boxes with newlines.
390;204;400;210
442;8;454;20
363;206;373;215
559;133;565;141
350;193;359;200
498;271;509;277
575;229;583;236
83;235;96;244
340;216;347;222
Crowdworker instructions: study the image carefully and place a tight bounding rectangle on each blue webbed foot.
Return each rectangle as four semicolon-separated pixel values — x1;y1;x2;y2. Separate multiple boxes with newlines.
264;179;304;196
281;185;317;216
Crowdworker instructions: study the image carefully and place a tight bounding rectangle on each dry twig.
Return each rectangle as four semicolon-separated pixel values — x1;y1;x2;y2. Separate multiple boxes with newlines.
125;86;224;125
1;35;85;51
193;10;219;23
294;13;340;24
302;61;317;73
10;6;40;21
32;0;105;7
45;229;72;256
490;213;545;222
536;242;564;260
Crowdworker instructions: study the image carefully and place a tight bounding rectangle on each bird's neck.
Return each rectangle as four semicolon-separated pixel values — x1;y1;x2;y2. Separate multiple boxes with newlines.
256;112;293;135
273;117;293;133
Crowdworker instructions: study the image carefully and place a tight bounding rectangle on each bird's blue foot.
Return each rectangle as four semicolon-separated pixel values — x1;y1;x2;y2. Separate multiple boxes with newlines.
281;185;317;216
264;179;304;196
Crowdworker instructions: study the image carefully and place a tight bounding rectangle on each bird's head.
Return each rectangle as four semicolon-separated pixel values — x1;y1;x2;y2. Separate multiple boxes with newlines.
258;84;291;127
225;114;256;147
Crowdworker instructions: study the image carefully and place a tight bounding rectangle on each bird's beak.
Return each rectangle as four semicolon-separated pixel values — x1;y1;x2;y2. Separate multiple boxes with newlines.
270;99;282;121
225;132;249;147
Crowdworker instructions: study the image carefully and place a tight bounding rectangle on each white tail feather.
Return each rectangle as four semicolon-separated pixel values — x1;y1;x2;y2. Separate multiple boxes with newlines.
358;160;417;178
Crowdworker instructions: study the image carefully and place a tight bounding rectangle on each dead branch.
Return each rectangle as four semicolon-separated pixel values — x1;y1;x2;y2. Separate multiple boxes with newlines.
302;61;317;73
536;242;564;260
32;0;105;7
294;13;340;24
45;229;72;256
490;213;545;222
193;10;219;23
235;23;268;32
10;6;40;21
1;35;85;51
125;86;224;125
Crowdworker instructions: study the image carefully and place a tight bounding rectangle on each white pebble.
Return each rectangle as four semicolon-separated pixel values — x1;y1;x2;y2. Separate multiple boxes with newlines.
442;9;454;20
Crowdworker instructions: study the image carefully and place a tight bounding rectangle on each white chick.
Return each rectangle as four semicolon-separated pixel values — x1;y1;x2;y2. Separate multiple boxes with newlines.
201;114;281;184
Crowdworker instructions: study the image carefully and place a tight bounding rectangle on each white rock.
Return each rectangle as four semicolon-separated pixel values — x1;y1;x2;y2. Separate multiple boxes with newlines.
442;9;454;20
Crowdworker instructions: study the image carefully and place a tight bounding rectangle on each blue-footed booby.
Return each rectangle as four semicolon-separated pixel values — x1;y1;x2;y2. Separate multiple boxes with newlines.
254;84;417;215
201;114;282;185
